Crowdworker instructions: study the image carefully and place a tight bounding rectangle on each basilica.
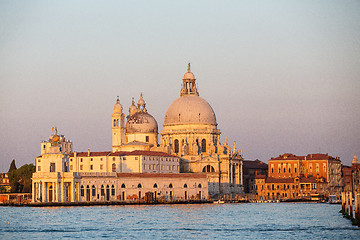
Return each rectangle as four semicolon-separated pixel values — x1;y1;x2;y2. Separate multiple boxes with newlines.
31;65;243;203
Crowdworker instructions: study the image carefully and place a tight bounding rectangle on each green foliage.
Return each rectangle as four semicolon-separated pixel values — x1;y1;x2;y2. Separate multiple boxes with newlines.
8;159;17;173
8;163;35;193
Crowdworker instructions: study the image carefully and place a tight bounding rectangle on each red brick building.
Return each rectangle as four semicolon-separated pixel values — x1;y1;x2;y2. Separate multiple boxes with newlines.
255;153;342;201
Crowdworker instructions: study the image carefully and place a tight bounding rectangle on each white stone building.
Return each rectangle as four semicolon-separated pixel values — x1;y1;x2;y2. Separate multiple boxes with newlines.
32;64;243;203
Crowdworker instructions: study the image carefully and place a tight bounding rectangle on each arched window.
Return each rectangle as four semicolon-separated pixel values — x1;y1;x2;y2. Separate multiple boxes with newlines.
174;139;179;153
153;183;158;188
121;183;126;188
112;163;116;172
184;184;188;188
101;185;104;196
201;139;206;153
92;185;96;196
138;183;142;188
202;165;215;173
113;119;116;127
198;184;202;188
80;185;84;197
169;183;173;188
111;185;115;196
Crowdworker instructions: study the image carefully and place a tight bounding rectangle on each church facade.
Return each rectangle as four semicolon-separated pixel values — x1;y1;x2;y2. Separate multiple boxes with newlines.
160;65;244;196
32;65;243;203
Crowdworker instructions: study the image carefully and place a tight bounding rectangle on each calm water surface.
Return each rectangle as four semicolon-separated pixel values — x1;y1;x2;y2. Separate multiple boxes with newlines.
1;203;359;239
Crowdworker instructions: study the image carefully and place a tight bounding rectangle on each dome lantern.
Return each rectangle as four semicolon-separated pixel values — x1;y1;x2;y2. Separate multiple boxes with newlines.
137;93;147;112
180;63;199;96
113;96;123;114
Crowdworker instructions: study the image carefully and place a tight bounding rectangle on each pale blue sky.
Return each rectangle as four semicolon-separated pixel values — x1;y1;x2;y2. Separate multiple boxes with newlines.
1;0;359;171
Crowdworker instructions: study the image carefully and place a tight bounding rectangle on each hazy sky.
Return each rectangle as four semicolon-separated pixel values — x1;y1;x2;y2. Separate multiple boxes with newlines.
1;0;359;172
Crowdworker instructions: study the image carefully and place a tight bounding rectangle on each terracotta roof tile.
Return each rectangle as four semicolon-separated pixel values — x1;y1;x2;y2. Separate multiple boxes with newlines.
243;160;268;169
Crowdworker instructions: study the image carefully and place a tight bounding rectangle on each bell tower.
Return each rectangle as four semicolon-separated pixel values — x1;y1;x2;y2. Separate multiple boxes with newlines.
112;97;125;152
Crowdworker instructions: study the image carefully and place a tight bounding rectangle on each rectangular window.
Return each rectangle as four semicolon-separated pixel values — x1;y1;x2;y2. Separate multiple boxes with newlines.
38;166;41;171
80;165;83;170
145;136;149;142
50;163;55;172
91;158;93;161
80;158;83;162
90;165;93;170
100;165;103;170
70;165;73;171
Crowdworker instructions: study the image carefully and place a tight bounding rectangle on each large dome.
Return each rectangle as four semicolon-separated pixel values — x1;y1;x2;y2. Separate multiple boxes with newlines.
126;111;158;134
164;95;217;126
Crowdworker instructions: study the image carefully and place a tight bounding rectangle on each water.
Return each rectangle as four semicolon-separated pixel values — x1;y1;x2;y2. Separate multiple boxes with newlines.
0;203;359;239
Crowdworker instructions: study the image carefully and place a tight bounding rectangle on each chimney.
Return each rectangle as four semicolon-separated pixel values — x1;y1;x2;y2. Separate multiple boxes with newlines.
74;151;77;158
88;149;90;157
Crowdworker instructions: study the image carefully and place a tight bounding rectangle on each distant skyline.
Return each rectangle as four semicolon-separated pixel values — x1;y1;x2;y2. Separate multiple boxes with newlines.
1;0;359;171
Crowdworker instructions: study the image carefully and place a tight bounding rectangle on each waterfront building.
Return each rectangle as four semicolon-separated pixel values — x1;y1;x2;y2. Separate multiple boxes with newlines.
32;65;245;203
255;153;342;200
160;64;244;197
342;154;360;194
0;173;11;193
243;160;267;194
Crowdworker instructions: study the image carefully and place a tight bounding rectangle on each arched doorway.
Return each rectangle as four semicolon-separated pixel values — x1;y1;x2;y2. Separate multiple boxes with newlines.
86;185;90;201
106;185;110;201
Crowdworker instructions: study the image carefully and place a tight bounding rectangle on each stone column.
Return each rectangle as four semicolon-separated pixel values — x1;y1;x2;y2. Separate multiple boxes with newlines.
342;192;345;211
52;182;55;202
56;181;60;202
240;162;243;186
42;182;46;202
71;181;75;202
235;164;239;185
61;179;64;202
32;182;36;202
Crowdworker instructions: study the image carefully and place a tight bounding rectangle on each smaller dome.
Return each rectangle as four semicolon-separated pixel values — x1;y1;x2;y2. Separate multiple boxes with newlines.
51;135;60;142
126;111;158;134
113;98;123;114
138;93;145;107
183;71;195;80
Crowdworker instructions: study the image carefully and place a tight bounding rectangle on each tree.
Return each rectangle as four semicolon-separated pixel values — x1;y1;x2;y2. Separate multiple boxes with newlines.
8;163;35;193
8;159;17;173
